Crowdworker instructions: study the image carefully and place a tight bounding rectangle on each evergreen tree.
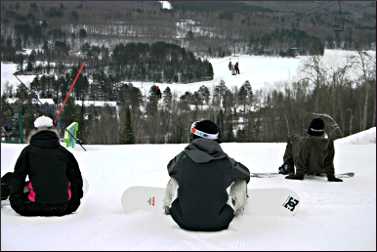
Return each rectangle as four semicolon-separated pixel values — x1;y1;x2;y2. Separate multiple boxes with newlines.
225;113;235;142
198;85;210;105
146;85;162;143
238;80;253;114
146;85;162;115
162;87;172;110
213;80;229;108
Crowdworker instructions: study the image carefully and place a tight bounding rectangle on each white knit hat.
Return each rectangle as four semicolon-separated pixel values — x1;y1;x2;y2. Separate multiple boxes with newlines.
34;115;54;128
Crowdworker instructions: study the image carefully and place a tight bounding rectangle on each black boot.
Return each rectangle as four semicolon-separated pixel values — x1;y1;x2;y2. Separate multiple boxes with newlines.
1;173;13;201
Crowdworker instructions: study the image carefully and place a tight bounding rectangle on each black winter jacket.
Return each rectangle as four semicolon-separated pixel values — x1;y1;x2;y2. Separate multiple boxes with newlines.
284;134;336;177
8;129;83;216
167;138;250;231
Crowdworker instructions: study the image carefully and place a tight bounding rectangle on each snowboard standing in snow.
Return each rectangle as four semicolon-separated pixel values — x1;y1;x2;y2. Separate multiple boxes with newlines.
121;186;301;216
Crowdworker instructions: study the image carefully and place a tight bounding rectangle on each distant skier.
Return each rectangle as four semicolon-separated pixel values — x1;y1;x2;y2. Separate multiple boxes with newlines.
234;62;240;74
278;117;343;182
0;115;84;216
163;119;250;231
228;59;233;72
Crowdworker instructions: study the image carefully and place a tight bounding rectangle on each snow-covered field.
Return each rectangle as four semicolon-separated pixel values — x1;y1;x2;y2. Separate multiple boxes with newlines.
128;49;376;96
1;128;375;250
1;63;36;95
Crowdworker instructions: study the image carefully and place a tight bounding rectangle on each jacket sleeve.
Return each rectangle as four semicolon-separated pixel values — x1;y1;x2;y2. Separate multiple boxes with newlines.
167;151;185;178
229;180;247;215
324;140;335;177
229;158;250;184
9;147;29;195
163;177;179;210
66;151;83;200
294;139;310;176
283;136;294;163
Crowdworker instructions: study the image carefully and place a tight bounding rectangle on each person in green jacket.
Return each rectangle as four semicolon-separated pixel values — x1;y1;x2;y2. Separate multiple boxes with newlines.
278;117;343;182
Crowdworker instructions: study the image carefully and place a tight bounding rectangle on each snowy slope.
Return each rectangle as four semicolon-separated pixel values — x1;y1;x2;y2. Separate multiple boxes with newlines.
1;130;375;250
336;127;376;145
129;49;376;96
159;1;172;10
1;63;36;94
2;49;375;97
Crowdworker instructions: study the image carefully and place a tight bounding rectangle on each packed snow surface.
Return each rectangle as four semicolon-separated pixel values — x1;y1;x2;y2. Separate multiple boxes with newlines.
1;130;375;250
336;127;376;144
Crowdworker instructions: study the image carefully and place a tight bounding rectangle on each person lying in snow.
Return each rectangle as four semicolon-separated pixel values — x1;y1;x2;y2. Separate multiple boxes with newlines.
278;117;343;182
0;115;84;216
163;119;250;231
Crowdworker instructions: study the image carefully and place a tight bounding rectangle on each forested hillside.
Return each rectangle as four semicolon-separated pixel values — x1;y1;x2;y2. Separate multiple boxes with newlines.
1;1;375;58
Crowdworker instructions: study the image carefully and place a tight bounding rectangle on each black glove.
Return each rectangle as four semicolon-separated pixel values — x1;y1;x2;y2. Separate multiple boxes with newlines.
328;176;343;182
285;174;304;180
278;164;289;175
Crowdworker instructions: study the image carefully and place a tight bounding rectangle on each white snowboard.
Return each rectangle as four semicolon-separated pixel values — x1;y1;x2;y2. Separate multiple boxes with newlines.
121;186;300;216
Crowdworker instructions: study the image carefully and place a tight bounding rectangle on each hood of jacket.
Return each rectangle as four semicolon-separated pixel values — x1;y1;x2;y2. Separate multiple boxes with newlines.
28;128;61;148
183;138;227;163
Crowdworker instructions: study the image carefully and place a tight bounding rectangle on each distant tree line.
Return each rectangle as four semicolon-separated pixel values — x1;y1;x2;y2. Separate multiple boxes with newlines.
2;52;375;144
3;39;213;85
111;41;213;83
1;1;374;62
248;29;325;56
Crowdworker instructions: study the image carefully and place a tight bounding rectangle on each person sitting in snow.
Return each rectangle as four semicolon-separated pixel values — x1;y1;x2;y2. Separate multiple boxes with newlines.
0;115;84;216
278;117;343;182
163;119;250;231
